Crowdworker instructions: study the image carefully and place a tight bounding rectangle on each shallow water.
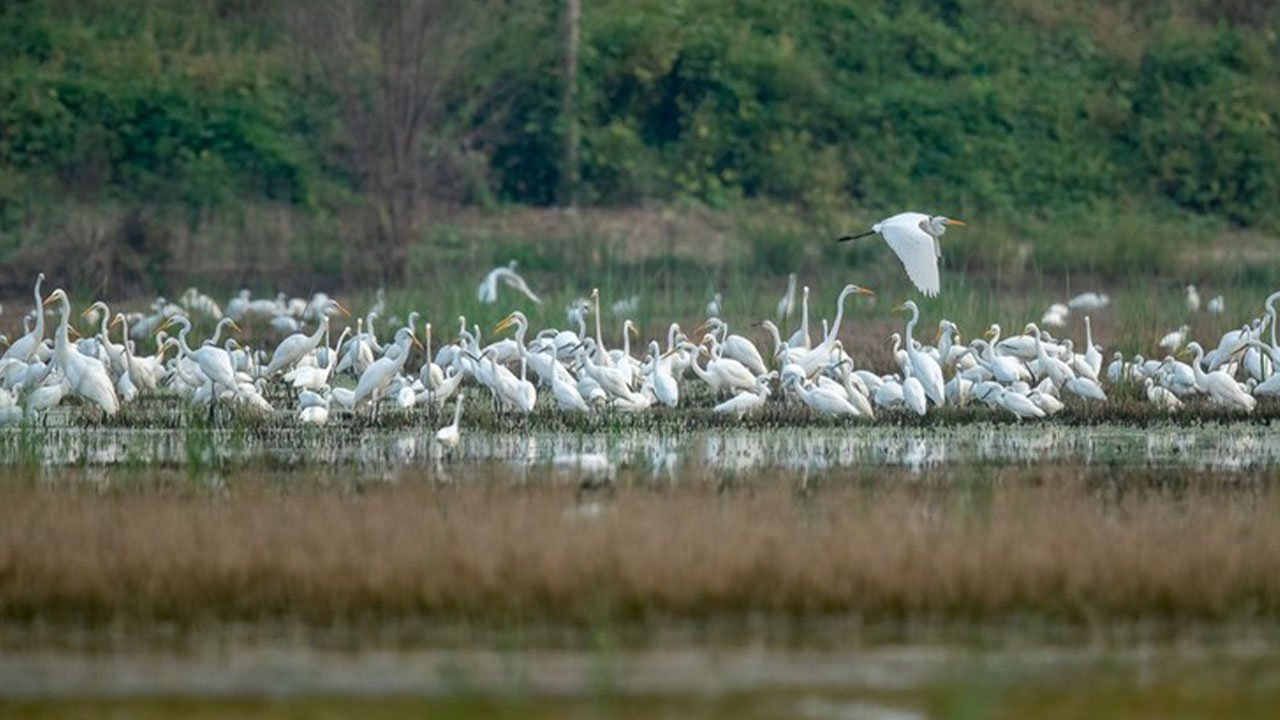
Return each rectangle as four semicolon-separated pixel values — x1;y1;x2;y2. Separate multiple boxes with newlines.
3;637;1278;718
5;421;1280;476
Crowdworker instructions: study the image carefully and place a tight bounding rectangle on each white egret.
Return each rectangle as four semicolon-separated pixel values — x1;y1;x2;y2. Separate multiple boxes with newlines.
1186;285;1201;313
1183;342;1255;412
1082;316;1103;376
285;327;352;392
263;301;349;377
3;273;45;365
42;289;119;416
1145;379;1183;411
790;374;859;418
354;330;421;411
1159;325;1190;352
996;386;1045;420
713;374;772;419
645;341;679;408
787;286;812;349
1068;292;1110;311
776;273;797;320
162;316;242;399
895;301;945;406
699;317;767;377
436;393;464;448
838;213;964;297
901;376;927;416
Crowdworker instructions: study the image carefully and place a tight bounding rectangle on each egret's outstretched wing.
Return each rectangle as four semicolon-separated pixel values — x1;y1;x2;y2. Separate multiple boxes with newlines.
879;218;941;297
501;270;543;304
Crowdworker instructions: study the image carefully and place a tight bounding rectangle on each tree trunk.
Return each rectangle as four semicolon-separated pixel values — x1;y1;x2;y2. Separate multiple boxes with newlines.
560;0;580;207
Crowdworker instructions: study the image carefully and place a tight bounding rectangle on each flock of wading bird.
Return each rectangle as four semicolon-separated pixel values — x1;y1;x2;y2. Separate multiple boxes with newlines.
0;264;1276;447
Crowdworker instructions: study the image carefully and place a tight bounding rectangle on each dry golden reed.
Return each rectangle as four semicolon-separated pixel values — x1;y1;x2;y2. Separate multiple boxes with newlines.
1;471;1278;627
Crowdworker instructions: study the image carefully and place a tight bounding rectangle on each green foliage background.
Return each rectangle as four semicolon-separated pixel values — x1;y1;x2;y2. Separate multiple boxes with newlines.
0;0;1277;289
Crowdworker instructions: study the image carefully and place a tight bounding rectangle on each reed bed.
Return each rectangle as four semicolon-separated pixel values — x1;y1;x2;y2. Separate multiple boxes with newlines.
2;468;1278;628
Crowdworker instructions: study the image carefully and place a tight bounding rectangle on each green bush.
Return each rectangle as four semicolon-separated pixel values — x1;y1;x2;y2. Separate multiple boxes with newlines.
1;0;1279;249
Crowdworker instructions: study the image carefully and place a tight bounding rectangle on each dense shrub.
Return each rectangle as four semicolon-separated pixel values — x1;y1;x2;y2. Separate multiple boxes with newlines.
0;0;1277;228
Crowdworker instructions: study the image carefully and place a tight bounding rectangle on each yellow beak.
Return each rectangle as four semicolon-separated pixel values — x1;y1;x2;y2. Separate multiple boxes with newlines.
335;302;351;317
228;320;242;334
853;286;875;296
946;219;966;226
492;314;515;334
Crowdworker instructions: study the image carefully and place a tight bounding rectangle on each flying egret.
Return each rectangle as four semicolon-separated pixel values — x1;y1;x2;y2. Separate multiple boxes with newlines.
1068;293;1110;311
838;213;964;297
478;261;542;305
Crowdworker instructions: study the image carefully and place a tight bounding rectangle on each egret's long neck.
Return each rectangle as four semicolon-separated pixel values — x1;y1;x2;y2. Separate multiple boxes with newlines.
593;296;609;365
177;326;195;357
828;290;853;346
452;394;464;426
903;306;918;346
763;323;783;353
1085;317;1094;349
800;289;809;336
685;348;711;382
97;309;111;344
209;318;230;347
118;317;132;357
1190;347;1208;386
1033;332;1048;363
53;297;70;357
33;280;45;340
309;319;327;347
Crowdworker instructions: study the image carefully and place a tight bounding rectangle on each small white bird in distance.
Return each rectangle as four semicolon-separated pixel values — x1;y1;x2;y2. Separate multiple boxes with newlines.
1159;325;1190;352
838;212;965;297
1185;285;1201;313
1068;292;1110;311
478;261;542;305
1207;295;1224;315
776;273;797;320
1041;304;1069;328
